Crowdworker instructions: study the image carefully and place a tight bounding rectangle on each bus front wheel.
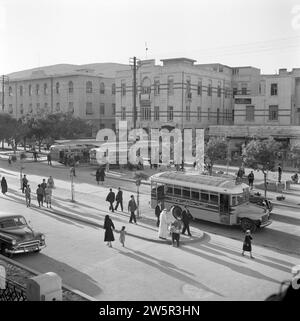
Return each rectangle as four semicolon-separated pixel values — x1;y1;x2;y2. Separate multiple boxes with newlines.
241;218;257;233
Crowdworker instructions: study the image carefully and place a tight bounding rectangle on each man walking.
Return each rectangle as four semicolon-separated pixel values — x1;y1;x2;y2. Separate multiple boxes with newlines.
47;153;52;166
106;188;115;212
36;184;44;207
25;184;31;207
22;175;28;193
155;201;162;227
278;164;282;183
115;187;123;211
128;195;137;224
181;206;193;237
41;179;47;202
248;171;254;190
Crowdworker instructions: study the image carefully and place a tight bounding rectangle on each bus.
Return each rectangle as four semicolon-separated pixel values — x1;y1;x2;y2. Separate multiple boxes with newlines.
150;171;272;232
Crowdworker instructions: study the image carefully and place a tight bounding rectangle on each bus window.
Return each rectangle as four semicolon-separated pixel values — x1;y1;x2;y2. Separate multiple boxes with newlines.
174;186;182;196
210;194;219;204
182;188;191;199
191;190;200;200
200;192;209;202
232;196;237;206
167;185;173;195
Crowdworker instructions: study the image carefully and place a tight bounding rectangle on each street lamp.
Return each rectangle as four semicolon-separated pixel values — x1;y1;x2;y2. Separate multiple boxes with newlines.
70;169;75;202
135;178;141;218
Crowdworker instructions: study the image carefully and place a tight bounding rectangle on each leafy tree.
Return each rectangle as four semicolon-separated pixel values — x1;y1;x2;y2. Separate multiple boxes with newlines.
205;137;228;175
290;145;300;171
0;114;16;149
242;138;282;198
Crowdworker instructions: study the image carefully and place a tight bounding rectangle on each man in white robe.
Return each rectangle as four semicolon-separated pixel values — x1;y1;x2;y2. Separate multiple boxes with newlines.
158;208;175;239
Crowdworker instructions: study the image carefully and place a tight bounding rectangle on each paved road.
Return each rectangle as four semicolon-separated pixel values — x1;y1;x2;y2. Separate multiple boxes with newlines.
1;160;300;300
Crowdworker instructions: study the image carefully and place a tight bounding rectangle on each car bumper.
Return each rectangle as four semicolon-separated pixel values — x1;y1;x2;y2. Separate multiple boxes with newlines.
260;220;272;228
5;244;46;254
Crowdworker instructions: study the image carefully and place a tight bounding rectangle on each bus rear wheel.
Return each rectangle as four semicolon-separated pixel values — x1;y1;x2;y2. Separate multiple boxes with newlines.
241;218;257;233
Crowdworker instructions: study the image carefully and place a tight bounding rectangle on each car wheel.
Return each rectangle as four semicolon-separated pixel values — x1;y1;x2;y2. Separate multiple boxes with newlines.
241;218;257;233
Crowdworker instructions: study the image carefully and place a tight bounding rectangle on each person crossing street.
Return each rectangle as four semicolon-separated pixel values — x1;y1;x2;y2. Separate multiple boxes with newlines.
106;188;115;212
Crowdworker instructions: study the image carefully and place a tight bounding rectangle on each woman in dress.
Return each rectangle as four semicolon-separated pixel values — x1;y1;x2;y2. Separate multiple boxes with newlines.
1;177;8;195
104;215;115;247
47;176;55;189
242;230;254;259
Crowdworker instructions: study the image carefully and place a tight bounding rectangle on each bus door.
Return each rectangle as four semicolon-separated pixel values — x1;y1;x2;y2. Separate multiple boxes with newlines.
219;194;230;224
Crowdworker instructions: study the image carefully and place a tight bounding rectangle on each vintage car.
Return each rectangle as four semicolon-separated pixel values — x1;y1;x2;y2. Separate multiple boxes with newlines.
0;214;46;257
249;192;273;212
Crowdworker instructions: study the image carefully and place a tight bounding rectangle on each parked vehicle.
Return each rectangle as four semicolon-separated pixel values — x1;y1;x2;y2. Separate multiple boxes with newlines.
150;171;272;232
249;192;273;212
0;214;46;257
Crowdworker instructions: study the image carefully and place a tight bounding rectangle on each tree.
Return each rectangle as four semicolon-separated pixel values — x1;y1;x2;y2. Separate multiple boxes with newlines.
242;138;282;198
205;137;228;175
290;145;300;171
0;114;16;149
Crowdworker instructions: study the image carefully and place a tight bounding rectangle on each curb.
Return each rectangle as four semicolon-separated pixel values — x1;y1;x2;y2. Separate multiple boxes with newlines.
0;254;96;301
272;201;300;209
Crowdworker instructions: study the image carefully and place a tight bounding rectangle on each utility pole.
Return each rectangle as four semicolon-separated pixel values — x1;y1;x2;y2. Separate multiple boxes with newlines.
1;75;8;111
129;57;140;129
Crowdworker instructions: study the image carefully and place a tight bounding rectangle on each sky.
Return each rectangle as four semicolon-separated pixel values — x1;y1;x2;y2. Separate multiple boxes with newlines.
1;0;300;75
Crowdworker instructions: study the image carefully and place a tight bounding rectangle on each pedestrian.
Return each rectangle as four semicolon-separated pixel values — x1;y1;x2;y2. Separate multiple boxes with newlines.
99;166;105;185
106;188;115;212
47;176;55;189
96;167;101;185
45;184;52;208
242;230;254;259
8;156;12;165
158;208;173;239
248;171;254;189
47;153;52;166
1;177;8;195
128;195;137;224
70;165;76;177
115;187;123;211
119;226;126;247
104;215;115;247
181;206;193;237
33;150;38;162
278;164;282;183
25;184;31;207
169;217;182;247
41;178;47;201
155;201;162;227
36;184;44;207
22;175;28;193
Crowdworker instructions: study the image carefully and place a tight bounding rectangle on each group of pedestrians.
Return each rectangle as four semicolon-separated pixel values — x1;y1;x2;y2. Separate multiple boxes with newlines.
103;215;126;248
105;188;138;224
22;174;55;208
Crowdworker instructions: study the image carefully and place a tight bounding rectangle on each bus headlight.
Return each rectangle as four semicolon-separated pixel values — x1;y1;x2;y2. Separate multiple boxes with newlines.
40;234;45;241
12;240;17;246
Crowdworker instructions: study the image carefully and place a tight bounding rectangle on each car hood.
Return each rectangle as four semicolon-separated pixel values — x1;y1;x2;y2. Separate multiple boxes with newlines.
234;203;268;220
0;226;40;242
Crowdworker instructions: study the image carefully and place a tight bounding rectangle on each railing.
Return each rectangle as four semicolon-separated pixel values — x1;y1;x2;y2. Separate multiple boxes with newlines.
0;278;27;301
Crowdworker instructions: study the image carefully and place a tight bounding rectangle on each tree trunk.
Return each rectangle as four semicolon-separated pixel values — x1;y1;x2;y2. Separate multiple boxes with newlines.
263;171;267;199
209;163;213;176
38;139;42;152
1;140;4;149
23;137;26;151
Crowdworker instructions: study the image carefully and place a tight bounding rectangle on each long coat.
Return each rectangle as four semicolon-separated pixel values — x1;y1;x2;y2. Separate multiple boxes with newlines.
1;178;7;194
243;235;252;252
104;218;115;242
158;209;174;239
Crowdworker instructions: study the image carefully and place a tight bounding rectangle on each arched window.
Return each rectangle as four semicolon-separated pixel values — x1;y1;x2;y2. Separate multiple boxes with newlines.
56;102;60;112
8;86;12;96
19;86;23;96
44;83;48;95
86;81;93;93
68;81;74;94
28;84;32;96
100;82;105;94
141;77;151;94
56;82;60;94
36;84;40;95
111;83;116;95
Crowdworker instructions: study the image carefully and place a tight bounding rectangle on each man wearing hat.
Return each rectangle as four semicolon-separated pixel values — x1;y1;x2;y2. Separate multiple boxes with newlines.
242;230;254;259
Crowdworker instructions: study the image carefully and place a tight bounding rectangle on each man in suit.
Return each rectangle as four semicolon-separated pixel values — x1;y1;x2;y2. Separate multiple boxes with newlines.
106;188;115;212
155;201;162;227
115;187;123;211
181;206;193;237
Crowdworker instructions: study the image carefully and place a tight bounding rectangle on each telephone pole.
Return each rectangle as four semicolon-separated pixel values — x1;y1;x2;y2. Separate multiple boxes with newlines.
129;57;140;129
1;75;8;111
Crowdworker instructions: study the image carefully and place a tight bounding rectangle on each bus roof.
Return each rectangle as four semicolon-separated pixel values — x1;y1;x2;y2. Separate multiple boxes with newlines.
150;171;248;194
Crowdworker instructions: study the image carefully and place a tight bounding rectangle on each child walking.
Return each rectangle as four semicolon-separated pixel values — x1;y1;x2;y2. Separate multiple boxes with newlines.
119;226;126;247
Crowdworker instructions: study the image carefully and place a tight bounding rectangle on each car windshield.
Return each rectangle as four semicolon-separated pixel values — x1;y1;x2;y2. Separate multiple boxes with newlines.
0;217;27;229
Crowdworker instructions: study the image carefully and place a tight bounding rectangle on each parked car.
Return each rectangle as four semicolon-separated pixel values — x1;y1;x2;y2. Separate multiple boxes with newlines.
249;192;273;212
0;214;46;257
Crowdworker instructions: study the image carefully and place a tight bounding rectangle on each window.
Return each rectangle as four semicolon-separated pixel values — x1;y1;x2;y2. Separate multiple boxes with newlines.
233;87;237;96
68;102;74;113
100;82;105;94
121;81;126;96
20;104;23;114
55;102;60;112
44;83;48;95
197;106;201;121
8;104;13;113
154;80;160;95
269;105;278;121
28;84;32;96
141;107;151;121
174;186;181;196
29;103;33;113
186;105;190;121
36;84;40;95
68;81;73;94
9;86;12;96
197;81;202;96
217;84;221;97
167;106;173;121
241;84;247;95
271;83;278;96
167;185;173;195
207;82;212;96
112;103;116;115
191;190;200;200
200;192;209;202
217;108;220;124
186;79;191;95
182;188;191;199
56;82;60;94
86;81;93;94
100;103;105;115
208;108;211;120
232;109;235;121
259;83;262;95
44;103;48;111
141;78;151;94
19;86;23;96
37;103;41;113
246;105;255;121
154;106;159;121
86;102;93;115
168;77;174;95
121;107;126;120
111;83;116;95
210;194;219;204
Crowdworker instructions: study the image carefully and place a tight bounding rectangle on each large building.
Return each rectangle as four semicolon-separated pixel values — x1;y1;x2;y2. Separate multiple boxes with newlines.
2;63;130;135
